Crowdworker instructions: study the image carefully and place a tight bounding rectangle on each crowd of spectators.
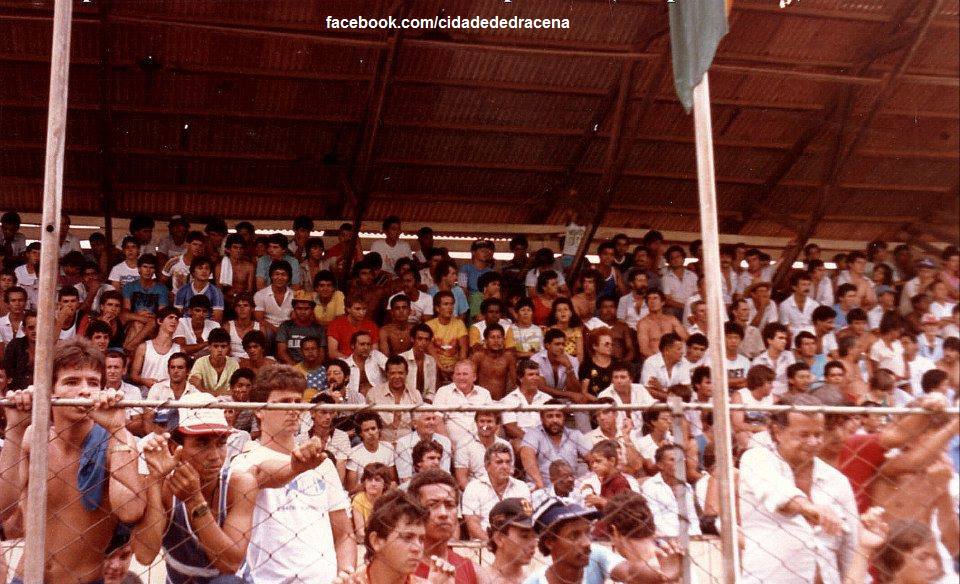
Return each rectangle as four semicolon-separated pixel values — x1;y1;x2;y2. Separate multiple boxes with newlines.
0;208;958;583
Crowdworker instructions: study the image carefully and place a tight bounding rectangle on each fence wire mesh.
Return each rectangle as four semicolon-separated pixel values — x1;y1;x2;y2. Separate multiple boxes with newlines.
0;392;957;584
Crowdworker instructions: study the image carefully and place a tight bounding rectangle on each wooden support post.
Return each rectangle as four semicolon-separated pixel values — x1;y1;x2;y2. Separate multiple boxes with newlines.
96;0;116;244
24;0;73;581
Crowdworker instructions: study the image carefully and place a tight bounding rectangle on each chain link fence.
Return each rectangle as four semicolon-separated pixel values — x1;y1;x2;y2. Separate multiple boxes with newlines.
0;396;957;583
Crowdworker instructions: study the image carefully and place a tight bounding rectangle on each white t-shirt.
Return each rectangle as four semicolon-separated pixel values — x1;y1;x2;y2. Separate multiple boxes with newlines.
232;444;349;584
725;354;752;381
388;290;433;322
253;286;293;327
346;442;396;474
869;339;905;377
108;261;140;286
370;240;412;274
174;317;219;345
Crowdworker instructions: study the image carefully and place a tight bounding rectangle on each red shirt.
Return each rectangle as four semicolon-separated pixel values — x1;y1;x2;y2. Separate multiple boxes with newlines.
593;472;633;538
326;315;379;357
838;432;887;513
415;549;478;584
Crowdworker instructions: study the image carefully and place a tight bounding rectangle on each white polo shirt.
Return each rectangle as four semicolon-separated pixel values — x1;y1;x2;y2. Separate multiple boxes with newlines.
461;475;531;529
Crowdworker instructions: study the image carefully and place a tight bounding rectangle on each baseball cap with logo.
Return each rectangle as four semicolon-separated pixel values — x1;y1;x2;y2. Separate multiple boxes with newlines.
531;496;599;534
292;290;317;306
489;497;535;532
175;393;231;435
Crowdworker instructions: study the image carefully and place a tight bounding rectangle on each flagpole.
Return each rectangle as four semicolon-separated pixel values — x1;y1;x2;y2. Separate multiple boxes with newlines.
24;0;73;582
693;72;741;584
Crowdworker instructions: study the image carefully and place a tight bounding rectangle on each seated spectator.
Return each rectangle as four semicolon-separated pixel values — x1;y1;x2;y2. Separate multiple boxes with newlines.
276;290;324;365
79;289;124;348
468;270;503;322
900;332;936;396
794;331;827;385
869;312;906;380
586;296;636;363
641;332;690;401
396;411;452;483
224;293;259;359
83;319;115;353
578;328;616;399
583;400;639;476
580;440;637;521
253;259;294;336
306;392;351;481
129;307;182;390
298;237;327;293
751;322;795;396
173;255;225;323
216;233;255;307
731;364;776;451
312;269;345;325
433;359;493;449
428;258;470;318
102;349;145;436
531;269;561;327
108;236;141;291
366;355;423;444
617;268;649;329
161;230;204;294
0;286;27;351
296;336;327;399
570;268;600;322
729;298;764;359
188;327;239;395
0;210;27;259
454;411;512;490
476;497;538;583
400;323;438;401
351;462;393;541
53;285;83;341
470;323;517;401
917;312;944;360
237;330;275;374
143;352;200;428
630;410;674;474
596;362;655;432
173;295;219;357
346;330;387;397
637;289;687;359
531;329;582;402
547;297;584;362
425;291;468;381
662;245;698;316
346;412;397;492
811;304;838;357
120;254;168;350
468;298;515;350
501;359;554;445
512;297;544;359
520;400;592;490
601;492;683;582
255;233;302;290
868;284;898;330
463;443;531;541
834;283;861;328
736;248;773;295
327;295;379;359
745;281;778;330
399;439;445;491
407;469;480;582
379;294;415;356
682;332;709;370
228;367;256;433
779;271;820;334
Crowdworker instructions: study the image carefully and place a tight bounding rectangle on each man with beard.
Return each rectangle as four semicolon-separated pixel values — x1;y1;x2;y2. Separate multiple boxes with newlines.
131;393;257;583
519;399;592;490
408;469;480;584
476;498;538;584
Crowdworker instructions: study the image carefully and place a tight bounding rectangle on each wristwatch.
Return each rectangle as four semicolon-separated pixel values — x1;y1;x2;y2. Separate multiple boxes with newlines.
191;503;210;519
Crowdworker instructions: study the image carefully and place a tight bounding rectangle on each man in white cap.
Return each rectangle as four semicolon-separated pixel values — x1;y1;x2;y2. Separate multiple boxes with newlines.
132;392;258;583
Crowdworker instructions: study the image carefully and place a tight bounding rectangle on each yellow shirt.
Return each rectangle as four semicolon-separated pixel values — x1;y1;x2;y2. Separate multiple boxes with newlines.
352;491;374;524
314;290;346;325
426;317;468;370
189;355;240;395
468;322;517;349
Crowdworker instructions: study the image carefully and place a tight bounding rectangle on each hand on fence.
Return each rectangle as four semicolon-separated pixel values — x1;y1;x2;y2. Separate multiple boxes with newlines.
856;507;888;552
142;432;177;478
168;449;202;503
86;387;128;431
3;388;33;431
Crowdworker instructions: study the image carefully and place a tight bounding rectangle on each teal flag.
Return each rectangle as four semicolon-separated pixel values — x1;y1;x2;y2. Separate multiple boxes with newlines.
669;0;730;112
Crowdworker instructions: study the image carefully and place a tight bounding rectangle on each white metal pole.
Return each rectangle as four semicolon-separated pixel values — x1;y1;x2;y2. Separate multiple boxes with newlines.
692;72;741;584
24;0;73;582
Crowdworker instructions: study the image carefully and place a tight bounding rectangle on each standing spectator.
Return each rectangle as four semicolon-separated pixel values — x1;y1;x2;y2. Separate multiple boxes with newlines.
276;290;325;365
463;443;531;541
595;242;626;299
306;393;351;480
370;216;412;274
581;440;636;518
738;395;858;584
231;365;356;581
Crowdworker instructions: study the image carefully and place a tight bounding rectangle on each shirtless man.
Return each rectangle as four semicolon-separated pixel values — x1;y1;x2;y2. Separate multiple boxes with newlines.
592;296;636;363
379;295;414;357
470;324;517;401
216;233;255;310
842;251;878;310
636;289;686;359
0;338;145;584
936;336;959;390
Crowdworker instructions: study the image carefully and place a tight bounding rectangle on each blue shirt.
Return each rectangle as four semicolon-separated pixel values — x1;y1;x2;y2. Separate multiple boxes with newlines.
174;282;225;316
122;280;169;314
458;263;491;294
427;285;470;316
524;544;625;584
256;254;302;286
832;304;848;327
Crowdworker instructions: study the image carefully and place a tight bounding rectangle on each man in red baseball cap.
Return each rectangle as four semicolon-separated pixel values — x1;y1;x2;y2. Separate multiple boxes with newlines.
132;393;257;583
